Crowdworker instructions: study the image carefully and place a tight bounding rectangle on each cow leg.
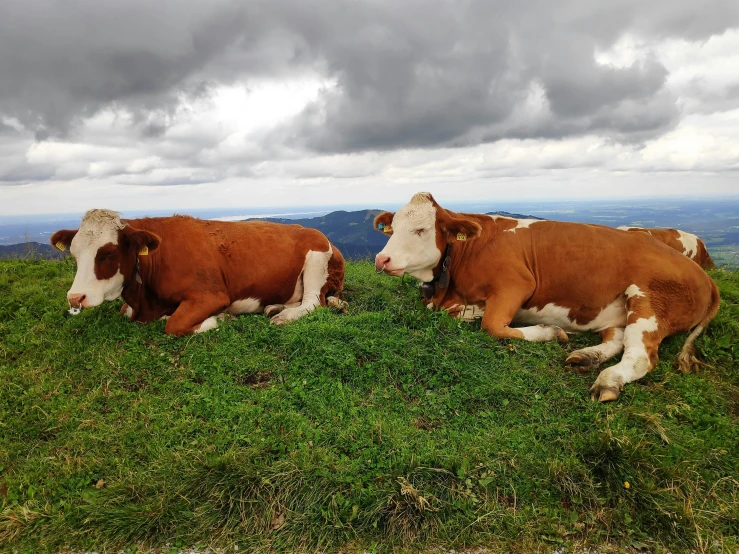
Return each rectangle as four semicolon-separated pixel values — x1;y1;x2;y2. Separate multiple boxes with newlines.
264;302;301;318
164;294;230;336
589;289;663;402
458;304;485;322
481;291;568;342
566;327;625;371
270;248;332;325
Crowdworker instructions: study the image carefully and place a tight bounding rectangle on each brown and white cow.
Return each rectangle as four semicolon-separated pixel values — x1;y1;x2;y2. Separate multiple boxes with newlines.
373;193;720;402
429;225;716;321
51;209;345;335
617;227;714;269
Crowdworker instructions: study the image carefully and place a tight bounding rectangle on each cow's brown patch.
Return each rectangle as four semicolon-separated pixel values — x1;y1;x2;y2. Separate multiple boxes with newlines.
94;242;120;280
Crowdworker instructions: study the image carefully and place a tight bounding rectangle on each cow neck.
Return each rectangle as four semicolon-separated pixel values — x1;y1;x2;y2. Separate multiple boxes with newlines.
420;242;452;300
122;253;143;294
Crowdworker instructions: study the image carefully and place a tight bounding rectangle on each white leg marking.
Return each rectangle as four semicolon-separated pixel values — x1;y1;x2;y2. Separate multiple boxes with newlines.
264;301;301;318
195;316;219;334
518;324;567;342
591;317;658;394
227;297;262;315
567;328;625;368
125;305;133;319
270;246;332;325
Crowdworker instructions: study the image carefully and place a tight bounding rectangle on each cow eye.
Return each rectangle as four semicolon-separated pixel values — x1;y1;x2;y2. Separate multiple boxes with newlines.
414;229;426;236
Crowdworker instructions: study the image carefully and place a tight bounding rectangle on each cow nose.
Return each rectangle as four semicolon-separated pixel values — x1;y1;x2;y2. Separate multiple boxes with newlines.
68;293;86;308
375;254;390;272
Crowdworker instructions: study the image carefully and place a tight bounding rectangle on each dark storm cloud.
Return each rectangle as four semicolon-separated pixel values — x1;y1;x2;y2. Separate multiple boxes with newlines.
1;0;738;153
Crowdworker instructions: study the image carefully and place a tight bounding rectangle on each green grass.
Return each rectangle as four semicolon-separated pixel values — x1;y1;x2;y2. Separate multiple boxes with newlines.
1;258;738;553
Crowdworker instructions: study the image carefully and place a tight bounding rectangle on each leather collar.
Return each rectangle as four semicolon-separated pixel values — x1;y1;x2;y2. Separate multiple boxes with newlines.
122;254;142;294
420;242;452;300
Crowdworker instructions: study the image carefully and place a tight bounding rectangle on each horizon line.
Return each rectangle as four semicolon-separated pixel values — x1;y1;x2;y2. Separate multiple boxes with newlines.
3;193;739;219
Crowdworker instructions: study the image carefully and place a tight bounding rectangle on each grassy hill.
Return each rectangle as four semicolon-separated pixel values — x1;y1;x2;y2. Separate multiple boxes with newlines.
0;259;737;553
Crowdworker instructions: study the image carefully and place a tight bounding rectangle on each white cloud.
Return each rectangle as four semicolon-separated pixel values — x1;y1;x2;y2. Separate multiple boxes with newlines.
1;7;739;215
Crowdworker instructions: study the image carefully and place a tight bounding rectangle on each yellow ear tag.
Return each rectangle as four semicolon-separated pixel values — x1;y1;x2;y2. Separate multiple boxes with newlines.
55;241;67;251
383;226;393;234
456;233;467;241
138;245;149;256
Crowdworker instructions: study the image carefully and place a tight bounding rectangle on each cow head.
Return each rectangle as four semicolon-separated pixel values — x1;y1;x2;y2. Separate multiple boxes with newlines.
50;209;160;310
373;192;482;282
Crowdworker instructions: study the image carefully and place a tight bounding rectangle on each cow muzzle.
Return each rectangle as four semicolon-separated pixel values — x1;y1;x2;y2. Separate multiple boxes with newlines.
374;254;405;275
375;254;390;273
67;293;86;315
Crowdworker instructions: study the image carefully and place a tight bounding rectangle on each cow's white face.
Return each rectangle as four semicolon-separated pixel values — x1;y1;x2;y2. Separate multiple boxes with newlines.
374;193;484;283
51;209;160;311
374;193;442;282
65;210;125;308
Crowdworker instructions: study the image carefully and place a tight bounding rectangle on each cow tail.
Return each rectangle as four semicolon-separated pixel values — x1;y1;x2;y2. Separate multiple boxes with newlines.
677;278;721;373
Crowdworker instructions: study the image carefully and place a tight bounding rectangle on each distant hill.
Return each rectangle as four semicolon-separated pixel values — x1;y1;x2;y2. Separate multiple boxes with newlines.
249;209;542;260
249;209;388;260
487;211;545;220
0;242;66;260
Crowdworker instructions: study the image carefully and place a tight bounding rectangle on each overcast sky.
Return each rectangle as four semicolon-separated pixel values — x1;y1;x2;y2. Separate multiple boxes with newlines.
1;0;738;215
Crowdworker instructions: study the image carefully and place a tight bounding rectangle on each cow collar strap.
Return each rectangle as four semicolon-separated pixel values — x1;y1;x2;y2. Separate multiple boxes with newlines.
420;242;452;300
123;255;142;293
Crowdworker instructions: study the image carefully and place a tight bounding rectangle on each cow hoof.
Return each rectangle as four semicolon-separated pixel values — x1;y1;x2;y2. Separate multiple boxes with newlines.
270;306;307;326
215;312;235;322
264;304;286;318
589;384;620;403
566;351;602;371
270;313;291;326
555;327;569;343
326;296;349;313
120;303;134;319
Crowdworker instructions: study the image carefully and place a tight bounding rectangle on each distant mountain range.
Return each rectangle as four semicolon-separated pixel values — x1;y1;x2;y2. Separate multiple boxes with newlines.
0;209;541;261
0;241;66;260
247;209;542;260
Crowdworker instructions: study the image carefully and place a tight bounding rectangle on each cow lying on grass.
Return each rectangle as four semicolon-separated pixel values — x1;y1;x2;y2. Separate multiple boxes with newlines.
51;209;345;335
430;225;716;321
373;193;720;402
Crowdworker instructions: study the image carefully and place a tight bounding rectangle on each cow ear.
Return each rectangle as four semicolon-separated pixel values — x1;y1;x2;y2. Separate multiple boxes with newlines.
50;229;78;252
122;226;161;255
441;214;482;242
374;212;395;235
